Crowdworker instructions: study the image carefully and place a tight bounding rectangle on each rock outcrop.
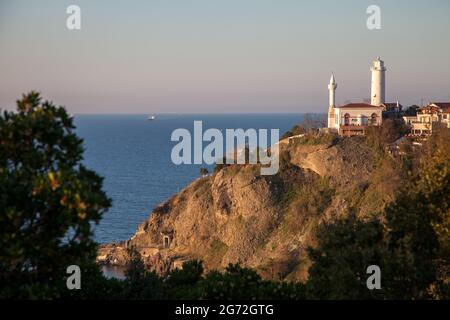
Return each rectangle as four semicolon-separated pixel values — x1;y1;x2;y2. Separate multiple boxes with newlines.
98;135;399;281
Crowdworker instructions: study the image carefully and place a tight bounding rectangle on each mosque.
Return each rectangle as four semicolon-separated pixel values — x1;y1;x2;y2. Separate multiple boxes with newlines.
327;58;397;136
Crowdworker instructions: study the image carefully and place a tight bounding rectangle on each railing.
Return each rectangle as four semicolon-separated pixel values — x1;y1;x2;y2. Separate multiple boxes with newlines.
340;125;367;129
410;123;431;130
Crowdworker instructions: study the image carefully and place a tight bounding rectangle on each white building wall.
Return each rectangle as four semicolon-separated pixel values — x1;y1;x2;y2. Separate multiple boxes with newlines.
335;107;383;127
370;58;386;106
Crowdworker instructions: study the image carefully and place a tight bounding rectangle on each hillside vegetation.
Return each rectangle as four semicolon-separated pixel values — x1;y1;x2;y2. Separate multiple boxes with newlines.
1;93;447;299
99;120;426;283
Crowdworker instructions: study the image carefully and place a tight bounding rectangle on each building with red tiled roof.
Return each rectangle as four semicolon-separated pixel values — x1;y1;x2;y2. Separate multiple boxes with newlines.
327;58;385;136
429;102;450;129
429;102;450;113
338;103;381;109
402;102;450;135
329;102;383;136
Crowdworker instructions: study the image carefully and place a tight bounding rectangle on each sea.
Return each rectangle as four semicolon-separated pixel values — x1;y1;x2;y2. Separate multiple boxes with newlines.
74;113;307;245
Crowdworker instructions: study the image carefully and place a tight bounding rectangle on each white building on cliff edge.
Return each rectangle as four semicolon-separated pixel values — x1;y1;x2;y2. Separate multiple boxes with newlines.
328;58;386;136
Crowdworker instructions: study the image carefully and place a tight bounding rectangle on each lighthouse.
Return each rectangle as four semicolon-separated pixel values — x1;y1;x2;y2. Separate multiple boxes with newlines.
327;73;337;128
370;57;386;106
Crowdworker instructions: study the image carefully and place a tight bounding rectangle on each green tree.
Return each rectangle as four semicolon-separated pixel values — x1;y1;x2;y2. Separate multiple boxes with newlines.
119;259;306;300
164;260;204;299
306;215;386;299
121;249;163;299
365;118;409;151
418;126;450;257
384;126;449;299
404;105;420;116
306;127;449;300
281;114;326;139
0;92;111;298
199;263;306;300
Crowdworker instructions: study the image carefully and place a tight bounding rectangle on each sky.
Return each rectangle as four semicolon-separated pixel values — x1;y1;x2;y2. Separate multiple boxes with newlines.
1;0;449;113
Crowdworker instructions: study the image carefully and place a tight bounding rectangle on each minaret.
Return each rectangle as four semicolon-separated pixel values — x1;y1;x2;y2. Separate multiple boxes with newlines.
370;57;386;106
328;73;337;128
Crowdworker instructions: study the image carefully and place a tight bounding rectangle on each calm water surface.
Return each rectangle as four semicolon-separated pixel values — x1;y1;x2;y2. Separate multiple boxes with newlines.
75;114;306;244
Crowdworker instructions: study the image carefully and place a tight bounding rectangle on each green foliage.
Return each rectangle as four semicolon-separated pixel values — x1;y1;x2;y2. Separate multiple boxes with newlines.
365;119;409;152
63;262;125;300
269;150;304;205
0;92;111;298
359;154;409;216
281;114;327;140
198;263;306;300
386;126;450;299
164;260;204;299
419;126;450;257
63;121;450;301
306;127;450;299
281;125;305;140
281;130;294;140
307;215;386;299
306;207;437;299
280;176;334;236
1;92;448;300
102;260;306;300
404;105;420;116
383;194;438;299
121;250;164;299
291;132;339;146
206;239;229;264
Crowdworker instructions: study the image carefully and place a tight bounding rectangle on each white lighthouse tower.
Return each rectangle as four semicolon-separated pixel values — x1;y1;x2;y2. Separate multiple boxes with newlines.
370;57;386;106
327;73;337;128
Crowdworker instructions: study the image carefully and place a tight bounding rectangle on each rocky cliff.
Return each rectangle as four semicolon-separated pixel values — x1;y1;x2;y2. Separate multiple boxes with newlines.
98;135;401;281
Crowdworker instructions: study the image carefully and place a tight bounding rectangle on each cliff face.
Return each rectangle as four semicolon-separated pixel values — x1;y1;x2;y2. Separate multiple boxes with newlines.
98;136;400;281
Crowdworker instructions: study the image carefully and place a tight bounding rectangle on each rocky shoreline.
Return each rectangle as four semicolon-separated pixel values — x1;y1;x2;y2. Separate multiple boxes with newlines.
97;135;398;281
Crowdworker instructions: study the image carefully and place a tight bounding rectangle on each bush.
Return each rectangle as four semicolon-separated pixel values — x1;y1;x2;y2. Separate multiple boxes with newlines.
281;114;326;139
306;127;450;299
291;132;339;146
198;264;306;300
365;119;409;151
306;215;386;299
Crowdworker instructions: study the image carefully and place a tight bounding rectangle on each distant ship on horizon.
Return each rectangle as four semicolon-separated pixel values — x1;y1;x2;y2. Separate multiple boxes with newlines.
148;114;156;121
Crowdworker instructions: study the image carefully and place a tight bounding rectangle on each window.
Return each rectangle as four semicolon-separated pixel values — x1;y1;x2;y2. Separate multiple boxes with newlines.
344;113;350;126
370;113;378;125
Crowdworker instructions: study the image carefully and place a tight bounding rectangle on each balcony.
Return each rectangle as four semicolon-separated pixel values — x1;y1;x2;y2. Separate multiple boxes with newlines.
339;125;367;136
410;122;431;130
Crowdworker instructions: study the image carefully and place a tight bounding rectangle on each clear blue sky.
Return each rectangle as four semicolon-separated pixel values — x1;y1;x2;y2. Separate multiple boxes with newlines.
1;0;449;113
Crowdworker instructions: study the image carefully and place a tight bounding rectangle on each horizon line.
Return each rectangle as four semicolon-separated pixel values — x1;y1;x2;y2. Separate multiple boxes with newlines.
72;112;327;116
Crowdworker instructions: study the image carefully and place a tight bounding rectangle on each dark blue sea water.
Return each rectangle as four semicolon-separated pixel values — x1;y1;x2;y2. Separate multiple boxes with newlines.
74;114;305;244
